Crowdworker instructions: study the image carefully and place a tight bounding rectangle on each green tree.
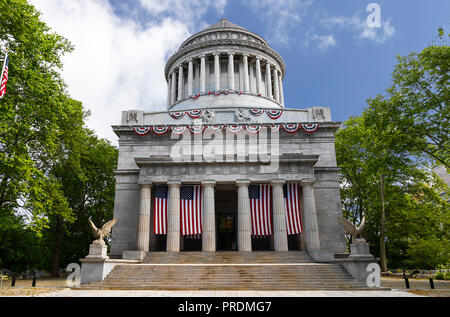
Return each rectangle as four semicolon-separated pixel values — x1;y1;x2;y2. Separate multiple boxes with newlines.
0;0;78;229
0;0;118;274
336;29;450;271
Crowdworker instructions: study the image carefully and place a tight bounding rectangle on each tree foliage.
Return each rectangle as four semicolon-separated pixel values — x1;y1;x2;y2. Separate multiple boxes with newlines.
336;29;450;270
0;0;118;274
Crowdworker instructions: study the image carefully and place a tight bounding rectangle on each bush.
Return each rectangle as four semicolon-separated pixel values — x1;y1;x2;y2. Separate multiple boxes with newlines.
434;264;450;280
406;237;450;270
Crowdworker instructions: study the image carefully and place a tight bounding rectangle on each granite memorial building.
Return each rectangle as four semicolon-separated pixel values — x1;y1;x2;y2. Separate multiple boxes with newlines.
109;18;347;262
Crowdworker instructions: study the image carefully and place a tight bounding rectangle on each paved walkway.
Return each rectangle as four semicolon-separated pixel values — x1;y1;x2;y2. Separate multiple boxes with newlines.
38;289;421;297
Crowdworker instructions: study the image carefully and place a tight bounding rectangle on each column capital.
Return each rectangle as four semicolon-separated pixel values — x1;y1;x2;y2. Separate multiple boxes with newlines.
227;52;235;56
167;181;182;187
187;58;193;63
242;53;249;57
201;180;216;187
271;179;285;186
301;179;316;186
138;183;152;188
236;179;251;187
213;52;221;56
199;54;206;58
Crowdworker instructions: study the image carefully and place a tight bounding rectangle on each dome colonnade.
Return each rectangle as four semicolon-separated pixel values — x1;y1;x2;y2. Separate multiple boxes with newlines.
165;19;285;110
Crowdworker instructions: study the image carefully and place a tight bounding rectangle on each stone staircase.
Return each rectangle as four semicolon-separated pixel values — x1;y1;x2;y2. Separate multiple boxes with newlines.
80;252;373;290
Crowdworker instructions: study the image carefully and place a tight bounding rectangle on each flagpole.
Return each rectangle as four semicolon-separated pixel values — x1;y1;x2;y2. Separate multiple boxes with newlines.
0;48;8;86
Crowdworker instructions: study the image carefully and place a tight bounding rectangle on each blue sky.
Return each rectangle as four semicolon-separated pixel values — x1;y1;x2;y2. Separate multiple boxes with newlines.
31;0;450;142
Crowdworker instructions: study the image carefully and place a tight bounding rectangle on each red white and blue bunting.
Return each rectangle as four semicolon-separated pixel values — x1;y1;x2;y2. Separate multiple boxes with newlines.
282;124;300;134
134;127;152;136
266;110;283;120
246;125;262;134
226;125;244;134
189;93;201;100
169;112;186;120
249;109;264;116
187;109;203;119
301;123;319;133
188;125;205;134
207;125;224;133
171;126;187;135
133;123;319;136
270;125;281;132
152;126;171;135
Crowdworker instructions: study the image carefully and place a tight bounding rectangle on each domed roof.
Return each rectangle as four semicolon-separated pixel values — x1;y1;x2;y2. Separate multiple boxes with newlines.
204;18;249;32
179;18;269;50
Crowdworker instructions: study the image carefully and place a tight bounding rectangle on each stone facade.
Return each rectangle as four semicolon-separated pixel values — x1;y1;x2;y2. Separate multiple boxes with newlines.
109;19;347;261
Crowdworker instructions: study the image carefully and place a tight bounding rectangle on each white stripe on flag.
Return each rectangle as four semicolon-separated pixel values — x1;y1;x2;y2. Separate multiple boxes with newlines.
250;184;272;237
284;183;302;235
181;185;202;236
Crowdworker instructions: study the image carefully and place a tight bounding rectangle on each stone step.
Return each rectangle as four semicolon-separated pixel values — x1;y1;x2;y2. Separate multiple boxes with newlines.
80;252;373;291
142;251;312;264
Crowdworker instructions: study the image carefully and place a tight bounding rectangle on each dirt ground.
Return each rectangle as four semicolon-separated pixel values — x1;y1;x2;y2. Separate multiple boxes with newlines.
0;276;449;297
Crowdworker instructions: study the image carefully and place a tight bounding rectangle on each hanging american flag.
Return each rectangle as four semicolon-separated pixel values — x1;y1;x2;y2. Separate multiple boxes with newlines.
0;52;9;99
284;183;302;235
180;185;202;237
249;184;272;237
154;185;168;235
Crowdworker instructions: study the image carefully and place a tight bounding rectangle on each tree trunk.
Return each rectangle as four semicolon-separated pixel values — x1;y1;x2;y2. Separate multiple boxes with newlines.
51;216;63;277
379;175;388;272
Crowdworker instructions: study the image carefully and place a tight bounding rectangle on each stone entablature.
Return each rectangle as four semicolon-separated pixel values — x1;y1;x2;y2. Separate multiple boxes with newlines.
119;107;333;126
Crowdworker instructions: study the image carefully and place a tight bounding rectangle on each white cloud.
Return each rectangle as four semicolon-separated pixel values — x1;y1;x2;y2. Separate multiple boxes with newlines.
139;0;227;30
245;0;313;46
321;13;395;44
30;0;226;145
313;34;336;51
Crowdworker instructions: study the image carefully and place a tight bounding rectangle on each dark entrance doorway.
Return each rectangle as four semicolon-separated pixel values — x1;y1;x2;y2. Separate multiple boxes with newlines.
215;187;237;251
217;213;235;251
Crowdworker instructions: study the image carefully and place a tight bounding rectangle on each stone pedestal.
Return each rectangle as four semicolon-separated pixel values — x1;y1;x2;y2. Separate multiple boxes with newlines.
349;240;374;259
86;244;108;259
122;250;147;261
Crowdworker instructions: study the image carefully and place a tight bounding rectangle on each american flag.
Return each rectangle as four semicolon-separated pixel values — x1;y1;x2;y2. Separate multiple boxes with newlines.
180;185;202;237
0;53;9;99
249;184;272;237
154;185;168;235
284;183;302;235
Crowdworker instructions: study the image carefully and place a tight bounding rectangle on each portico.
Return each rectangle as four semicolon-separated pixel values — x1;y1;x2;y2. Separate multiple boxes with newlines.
133;153;321;255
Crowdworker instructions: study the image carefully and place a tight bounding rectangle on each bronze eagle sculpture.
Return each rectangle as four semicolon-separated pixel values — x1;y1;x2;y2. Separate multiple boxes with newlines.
88;218;118;245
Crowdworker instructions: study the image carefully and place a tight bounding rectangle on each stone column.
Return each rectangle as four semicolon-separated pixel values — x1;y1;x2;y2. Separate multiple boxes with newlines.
167;181;181;252
170;72;177;105
255;57;262;95
187;59;193;96
202;180;216;252
273;68;280;103
177;64;184;101
136;184;151;252
243;54;250;92
237;180;252;251
200;55;206;93
271;180;288;251
166;75;171;109
279;72;285;106
266;62;272;99
228;52;235;91
214;53;220;91
302;181;320;252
